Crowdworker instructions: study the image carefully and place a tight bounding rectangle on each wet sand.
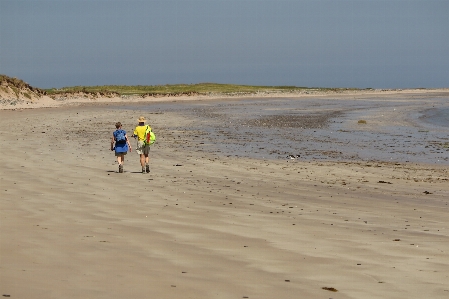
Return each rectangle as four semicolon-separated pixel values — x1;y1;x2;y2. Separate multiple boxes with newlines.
1;93;449;299
124;94;449;164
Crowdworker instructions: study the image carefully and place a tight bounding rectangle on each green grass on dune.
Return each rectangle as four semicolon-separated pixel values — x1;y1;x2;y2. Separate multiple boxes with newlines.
1;75;363;96
44;83;360;96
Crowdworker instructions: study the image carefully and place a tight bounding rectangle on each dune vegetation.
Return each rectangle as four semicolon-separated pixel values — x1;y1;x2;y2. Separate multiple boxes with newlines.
44;83;360;96
2;74;363;98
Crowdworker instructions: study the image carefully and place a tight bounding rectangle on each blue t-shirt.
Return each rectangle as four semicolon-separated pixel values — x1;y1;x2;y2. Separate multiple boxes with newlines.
113;129;128;153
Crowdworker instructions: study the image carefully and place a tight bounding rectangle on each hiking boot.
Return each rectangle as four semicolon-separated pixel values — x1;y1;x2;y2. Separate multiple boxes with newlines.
142;168;146;174
146;165;150;173
119;164;123;173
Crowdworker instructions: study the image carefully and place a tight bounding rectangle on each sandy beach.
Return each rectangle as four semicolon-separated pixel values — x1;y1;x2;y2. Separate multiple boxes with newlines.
1;91;449;299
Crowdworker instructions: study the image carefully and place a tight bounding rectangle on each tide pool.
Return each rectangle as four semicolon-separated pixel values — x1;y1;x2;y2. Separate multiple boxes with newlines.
422;107;449;128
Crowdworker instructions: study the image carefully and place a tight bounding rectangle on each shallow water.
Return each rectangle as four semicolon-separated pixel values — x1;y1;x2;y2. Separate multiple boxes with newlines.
420;107;449;128
119;95;449;164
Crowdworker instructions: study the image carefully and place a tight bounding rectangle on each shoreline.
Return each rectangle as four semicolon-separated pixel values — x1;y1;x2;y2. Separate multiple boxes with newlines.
1;88;449;110
1;89;448;165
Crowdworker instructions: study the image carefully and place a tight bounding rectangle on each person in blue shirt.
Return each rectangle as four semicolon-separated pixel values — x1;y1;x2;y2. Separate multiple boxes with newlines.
111;122;132;173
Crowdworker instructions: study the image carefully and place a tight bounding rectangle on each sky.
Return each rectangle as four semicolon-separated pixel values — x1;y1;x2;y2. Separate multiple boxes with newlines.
1;0;448;89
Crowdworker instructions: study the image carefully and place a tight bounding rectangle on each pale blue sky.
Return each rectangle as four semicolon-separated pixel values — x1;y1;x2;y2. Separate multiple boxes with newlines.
1;0;448;89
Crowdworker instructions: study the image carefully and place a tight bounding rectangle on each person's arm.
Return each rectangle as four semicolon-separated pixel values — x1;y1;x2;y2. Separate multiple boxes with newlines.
111;134;115;151
125;134;132;152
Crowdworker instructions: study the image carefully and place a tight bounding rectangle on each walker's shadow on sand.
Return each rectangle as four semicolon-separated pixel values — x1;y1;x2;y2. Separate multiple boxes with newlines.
106;170;155;176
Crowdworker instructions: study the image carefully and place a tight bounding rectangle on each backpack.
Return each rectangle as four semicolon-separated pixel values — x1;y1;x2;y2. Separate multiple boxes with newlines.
115;130;126;143
144;125;156;145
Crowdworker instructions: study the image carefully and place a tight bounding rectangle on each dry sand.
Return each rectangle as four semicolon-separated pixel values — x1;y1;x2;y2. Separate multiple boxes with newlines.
1;91;449;299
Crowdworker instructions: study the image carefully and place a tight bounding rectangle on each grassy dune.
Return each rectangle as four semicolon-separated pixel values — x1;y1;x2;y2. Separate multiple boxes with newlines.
2;74;362;97
44;83;359;96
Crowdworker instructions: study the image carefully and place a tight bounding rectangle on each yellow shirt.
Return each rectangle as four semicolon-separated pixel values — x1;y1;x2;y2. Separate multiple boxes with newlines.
133;125;151;141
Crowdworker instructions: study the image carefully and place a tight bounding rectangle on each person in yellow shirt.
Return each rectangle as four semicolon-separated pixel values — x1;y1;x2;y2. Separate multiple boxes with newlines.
132;116;151;173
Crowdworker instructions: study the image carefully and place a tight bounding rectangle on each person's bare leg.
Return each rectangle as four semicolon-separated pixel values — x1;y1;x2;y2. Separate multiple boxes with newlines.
139;154;146;173
145;154;150;173
117;155;124;173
